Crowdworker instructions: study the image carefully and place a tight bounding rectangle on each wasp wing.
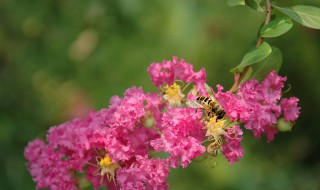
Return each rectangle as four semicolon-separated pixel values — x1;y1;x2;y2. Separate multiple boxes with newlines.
186;100;203;109
204;83;216;101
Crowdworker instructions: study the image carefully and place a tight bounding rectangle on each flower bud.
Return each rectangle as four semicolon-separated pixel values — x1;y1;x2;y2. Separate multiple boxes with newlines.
277;117;293;132
144;116;155;128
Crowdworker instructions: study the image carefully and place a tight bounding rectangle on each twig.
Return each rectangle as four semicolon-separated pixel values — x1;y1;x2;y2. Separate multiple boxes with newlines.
229;0;272;93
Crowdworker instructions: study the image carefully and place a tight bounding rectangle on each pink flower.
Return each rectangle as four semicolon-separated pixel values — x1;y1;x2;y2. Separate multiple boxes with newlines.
107;86;146;132
281;97;301;121
256;71;287;103
147;56;206;88
222;125;244;164
47;118;90;152
215;71;299;142
24;139;46;162
151;108;206;168
214;85;250;122
116;156;170;190
24;140;78;190
84;86;159;162
98;124;158;163
24;57;302;190
144;92;166;129
87;119;158;165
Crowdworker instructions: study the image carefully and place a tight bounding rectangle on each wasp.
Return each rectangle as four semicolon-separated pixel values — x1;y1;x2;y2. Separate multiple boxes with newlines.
195;96;225;120
207;141;221;156
186;84;225;121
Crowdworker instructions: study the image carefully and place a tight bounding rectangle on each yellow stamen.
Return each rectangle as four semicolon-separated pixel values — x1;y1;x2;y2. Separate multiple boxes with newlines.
99;156;112;167
163;83;185;106
96;156;120;183
204;117;227;142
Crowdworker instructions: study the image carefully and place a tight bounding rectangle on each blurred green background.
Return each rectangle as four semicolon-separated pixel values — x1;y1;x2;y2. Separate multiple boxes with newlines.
1;0;320;189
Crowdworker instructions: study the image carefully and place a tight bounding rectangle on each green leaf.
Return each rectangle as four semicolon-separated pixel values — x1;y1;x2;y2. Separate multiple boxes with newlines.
240;66;253;84
273;5;320;29
251;47;282;81
230;42;272;73
245;0;264;12
225;121;240;129
204;83;214;98
227;0;245;6
260;15;293;37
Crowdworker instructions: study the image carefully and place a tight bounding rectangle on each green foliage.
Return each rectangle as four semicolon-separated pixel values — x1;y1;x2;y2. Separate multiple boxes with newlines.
251;47;282;81
204;83;215;98
260;15;293;37
245;0;264;12
230;42;272;73
273;5;320;29
227;0;245;6
227;0;264;12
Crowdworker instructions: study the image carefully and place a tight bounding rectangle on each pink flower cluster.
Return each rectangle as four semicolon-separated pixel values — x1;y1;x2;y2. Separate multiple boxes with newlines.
24;57;207;190
215;71;300;142
150;108;206;168
25;87;172;190
24;57;300;190
147;56;206;88
148;56;208;95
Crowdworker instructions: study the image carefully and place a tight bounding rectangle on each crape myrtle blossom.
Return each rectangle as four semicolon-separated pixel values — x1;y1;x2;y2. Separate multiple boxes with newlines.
214;71;300;142
25;86;169;190
25;57;300;189
116;156;170;190
148;56;208;96
24;139;78;190
150;108;206;168
147;56;206;88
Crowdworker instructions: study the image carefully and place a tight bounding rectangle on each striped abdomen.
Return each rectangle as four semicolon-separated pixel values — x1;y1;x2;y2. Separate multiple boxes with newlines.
196;96;225;120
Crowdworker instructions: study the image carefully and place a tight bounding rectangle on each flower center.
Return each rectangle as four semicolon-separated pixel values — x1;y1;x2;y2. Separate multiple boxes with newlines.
205;117;227;142
97;156;120;183
163;83;185;106
99;156;112;167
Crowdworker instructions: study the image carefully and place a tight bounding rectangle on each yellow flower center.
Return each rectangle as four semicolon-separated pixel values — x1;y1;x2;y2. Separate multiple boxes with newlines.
97;156;120;183
163;83;185;106
205;117;227;142
99;156;112;167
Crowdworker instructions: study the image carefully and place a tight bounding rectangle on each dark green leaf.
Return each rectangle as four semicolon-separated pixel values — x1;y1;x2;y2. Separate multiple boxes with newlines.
251;47;282;81
273;5;320;29
260;15;293;37
230;42;272;73
245;0;264;12
227;0;245;6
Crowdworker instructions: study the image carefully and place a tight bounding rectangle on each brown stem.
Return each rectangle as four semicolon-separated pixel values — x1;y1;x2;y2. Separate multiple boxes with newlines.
229;0;272;93
256;0;272;47
229;67;250;93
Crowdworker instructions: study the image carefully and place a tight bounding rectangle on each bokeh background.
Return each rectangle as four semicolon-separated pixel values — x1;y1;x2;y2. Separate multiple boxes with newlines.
1;0;320;189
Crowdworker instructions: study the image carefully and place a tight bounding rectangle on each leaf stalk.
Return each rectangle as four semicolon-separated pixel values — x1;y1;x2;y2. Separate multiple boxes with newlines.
229;0;272;93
